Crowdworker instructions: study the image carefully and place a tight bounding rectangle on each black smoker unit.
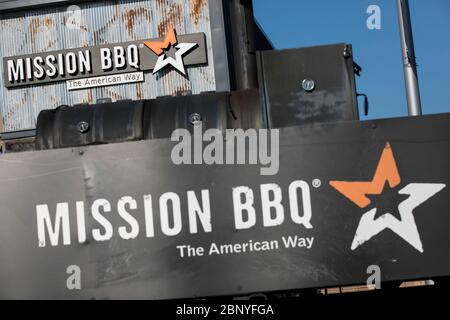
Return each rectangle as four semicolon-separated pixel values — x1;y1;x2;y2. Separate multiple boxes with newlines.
257;43;360;128
35;90;264;150
34;42;361;150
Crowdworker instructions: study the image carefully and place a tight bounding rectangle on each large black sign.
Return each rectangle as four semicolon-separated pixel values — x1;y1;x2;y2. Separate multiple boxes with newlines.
0;114;449;299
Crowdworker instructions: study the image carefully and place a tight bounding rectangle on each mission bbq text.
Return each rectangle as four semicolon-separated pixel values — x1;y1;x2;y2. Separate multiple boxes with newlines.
6;45;139;85
36;181;314;248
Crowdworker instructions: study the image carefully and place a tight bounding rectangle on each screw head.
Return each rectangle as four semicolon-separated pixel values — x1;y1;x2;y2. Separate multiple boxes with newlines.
77;121;90;133
343;46;351;58
312;179;322;188
302;78;316;92
189;113;202;125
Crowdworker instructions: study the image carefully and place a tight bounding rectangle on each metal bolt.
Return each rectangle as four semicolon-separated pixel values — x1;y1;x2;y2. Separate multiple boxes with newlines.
312;179;322;188
189;113;202;125
77;121;89;133
302;78;316;92
343;46;351;58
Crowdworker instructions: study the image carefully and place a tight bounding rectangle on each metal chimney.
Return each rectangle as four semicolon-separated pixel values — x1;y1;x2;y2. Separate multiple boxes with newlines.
223;0;259;90
397;0;422;116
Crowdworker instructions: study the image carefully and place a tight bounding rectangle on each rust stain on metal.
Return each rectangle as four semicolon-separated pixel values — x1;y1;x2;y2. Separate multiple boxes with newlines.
123;7;152;36
28;18;55;50
51;96;59;105
29;17;57;52
157;4;182;37
93;13;120;44
156;0;166;7
4;92;29;125
125;9;138;34
190;0;207;24
2;16;28;53
83;91;94;105
105;88;125;102
175;84;191;96
29;17;54;34
136;83;144;100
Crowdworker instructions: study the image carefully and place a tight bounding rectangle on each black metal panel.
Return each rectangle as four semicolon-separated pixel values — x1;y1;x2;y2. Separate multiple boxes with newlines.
222;0;259;90
0;113;450;299
35;101;144;150
0;129;35;140
35;90;263;150
144;89;263;140
257;43;360;128
144;92;230;140
228;89;264;129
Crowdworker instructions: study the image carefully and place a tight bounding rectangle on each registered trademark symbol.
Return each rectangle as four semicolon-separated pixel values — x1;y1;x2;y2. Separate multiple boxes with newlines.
312;179;322;188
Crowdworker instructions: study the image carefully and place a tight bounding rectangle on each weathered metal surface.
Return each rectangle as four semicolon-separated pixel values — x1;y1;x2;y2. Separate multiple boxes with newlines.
0;0;216;131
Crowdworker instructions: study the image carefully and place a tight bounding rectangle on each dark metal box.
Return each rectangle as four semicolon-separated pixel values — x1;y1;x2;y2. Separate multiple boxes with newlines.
257;43;360;128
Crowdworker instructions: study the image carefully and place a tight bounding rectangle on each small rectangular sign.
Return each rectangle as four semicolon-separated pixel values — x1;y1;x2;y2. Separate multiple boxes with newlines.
3;32;207;89
66;72;144;91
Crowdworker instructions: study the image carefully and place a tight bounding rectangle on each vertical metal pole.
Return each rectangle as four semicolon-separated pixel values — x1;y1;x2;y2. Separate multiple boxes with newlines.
224;0;258;90
396;0;422;116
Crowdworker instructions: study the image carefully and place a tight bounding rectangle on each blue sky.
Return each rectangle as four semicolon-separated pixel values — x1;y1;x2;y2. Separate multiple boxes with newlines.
254;0;450;120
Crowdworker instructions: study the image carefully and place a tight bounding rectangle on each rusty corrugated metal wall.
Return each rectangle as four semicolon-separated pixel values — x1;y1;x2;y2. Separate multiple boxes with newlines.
0;0;216;131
